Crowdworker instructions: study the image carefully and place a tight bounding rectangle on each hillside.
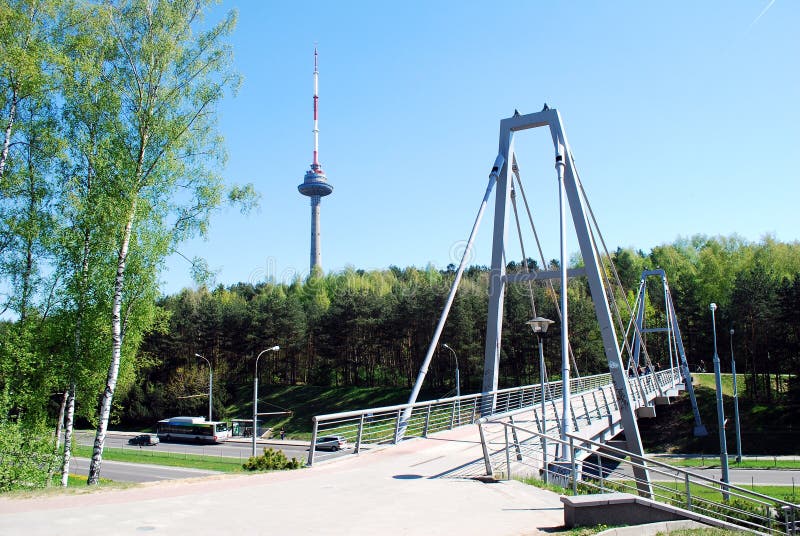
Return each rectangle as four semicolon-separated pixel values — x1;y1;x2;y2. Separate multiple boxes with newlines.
639;374;800;455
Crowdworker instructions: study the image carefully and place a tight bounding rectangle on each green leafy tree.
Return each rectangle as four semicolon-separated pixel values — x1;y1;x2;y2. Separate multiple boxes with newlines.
84;0;244;485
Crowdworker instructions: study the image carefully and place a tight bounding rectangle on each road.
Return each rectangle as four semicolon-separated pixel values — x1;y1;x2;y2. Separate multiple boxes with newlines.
70;431;352;482
68;457;221;482
74;430;312;461
601;459;800;487
667;466;800;487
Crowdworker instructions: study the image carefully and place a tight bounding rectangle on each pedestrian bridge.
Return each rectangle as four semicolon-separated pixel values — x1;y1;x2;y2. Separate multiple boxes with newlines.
308;366;685;467
309;370;800;535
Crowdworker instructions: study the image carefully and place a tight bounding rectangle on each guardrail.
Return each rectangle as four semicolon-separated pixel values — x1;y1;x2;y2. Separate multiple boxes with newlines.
307;368;682;466
477;416;799;535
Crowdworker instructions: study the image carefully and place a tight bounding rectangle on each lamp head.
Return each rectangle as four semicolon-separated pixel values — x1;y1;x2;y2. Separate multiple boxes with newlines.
194;353;203;357
730;328;734;335
442;343;451;349
270;345;280;352
710;303;717;312
526;316;555;334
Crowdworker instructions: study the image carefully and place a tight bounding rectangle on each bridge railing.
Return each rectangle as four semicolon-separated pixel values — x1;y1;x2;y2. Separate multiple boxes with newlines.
307;368;682;466
476;416;799;536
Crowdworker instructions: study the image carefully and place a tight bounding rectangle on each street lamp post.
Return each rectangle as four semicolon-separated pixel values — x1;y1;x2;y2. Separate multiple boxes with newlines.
527;316;554;481
194;353;212;422
441;344;460;398
710;303;729;497
730;328;742;464
253;346;280;458
442;344;460;426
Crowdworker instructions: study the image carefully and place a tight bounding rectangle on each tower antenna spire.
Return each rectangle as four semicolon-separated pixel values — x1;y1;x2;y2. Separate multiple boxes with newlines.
298;46;334;272
312;46;320;168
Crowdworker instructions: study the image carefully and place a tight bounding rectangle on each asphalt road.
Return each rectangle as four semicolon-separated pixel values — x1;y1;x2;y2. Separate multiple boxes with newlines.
74;430;312;461
68;457;221;482
606;461;800;487
673;466;800;487
70;431;353;482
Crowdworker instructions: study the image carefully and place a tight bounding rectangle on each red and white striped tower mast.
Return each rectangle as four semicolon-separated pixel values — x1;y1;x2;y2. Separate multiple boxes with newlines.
312;47;320;170
298;47;333;273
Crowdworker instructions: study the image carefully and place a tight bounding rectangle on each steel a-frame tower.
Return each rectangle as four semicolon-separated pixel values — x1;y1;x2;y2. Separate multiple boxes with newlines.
631;269;707;436
482;108;651;494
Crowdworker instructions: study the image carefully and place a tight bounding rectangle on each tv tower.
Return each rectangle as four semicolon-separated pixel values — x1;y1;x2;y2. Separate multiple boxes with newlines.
297;47;333;273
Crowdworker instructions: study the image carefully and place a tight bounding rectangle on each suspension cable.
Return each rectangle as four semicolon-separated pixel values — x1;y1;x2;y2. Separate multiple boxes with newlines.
511;155;581;379
570;158;657;371
509;173;537;319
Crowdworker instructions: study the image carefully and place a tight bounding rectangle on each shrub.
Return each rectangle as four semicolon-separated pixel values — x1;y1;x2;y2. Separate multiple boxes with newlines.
0;422;60;493
242;447;303;471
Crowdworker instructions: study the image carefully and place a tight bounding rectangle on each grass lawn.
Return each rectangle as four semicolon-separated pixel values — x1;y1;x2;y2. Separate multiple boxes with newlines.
521;475;797;503
72;445;246;473
648;481;799;504
653;530;744;536
4;474;129;498
660;457;800;470
692;373;793;397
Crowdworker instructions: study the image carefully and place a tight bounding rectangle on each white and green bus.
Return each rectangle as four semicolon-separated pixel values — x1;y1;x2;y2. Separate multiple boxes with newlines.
156;416;230;443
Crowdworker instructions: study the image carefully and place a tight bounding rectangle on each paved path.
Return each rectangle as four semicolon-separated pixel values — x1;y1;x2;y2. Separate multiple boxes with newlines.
0;425;566;535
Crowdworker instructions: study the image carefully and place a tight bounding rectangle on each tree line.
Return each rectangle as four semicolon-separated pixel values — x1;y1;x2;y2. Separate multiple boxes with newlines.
120;235;800;428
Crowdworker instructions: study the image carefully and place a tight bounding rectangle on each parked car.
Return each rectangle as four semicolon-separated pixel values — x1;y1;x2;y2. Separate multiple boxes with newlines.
128;433;159;446
315;435;347;451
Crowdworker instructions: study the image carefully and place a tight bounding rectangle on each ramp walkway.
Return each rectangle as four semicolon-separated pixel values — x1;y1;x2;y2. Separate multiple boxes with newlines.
0;425;566;536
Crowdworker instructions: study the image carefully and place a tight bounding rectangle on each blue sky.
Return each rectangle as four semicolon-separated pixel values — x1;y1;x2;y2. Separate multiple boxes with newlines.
162;1;799;295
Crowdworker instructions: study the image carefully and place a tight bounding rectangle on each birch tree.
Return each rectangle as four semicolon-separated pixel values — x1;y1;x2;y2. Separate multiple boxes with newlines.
85;0;240;484
55;0;120;485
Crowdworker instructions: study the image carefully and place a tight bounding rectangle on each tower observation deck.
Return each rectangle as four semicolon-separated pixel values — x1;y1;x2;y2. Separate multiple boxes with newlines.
297;47;333;272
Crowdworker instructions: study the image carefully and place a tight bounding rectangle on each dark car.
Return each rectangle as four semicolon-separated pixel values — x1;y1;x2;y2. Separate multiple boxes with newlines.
128;433;159;446
314;435;347;451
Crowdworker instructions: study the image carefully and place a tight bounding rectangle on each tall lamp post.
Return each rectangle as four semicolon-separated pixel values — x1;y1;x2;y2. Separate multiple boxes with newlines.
253;346;280;457
710;303;729;497
194;353;212;422
730;328;742;464
442;343;460;426
527;316;554;480
442;344;460;399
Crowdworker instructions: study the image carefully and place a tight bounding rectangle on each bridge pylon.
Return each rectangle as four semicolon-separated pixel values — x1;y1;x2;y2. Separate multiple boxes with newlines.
401;109;656;496
479;109;651;496
631;269;707;436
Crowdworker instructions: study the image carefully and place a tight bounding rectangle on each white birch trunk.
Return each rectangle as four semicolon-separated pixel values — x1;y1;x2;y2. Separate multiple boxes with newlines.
87;198;137;485
60;382;76;487
55;389;67;449
63;215;92;486
0;88;16;178
46;389;68;487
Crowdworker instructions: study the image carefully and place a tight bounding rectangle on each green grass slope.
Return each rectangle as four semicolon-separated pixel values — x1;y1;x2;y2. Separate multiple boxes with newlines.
639;374;800;454
225;385;441;440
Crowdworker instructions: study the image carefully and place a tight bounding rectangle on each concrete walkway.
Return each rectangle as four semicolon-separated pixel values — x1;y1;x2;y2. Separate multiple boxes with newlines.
0;425;566;535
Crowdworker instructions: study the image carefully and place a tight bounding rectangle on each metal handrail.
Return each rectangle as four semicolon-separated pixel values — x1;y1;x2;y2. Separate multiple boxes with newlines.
477;416;799;536
308;368;683;466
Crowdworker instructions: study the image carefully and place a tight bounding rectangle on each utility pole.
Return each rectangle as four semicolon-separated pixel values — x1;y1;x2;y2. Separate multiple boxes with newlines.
710;303;729;498
195;354;212;422
730;328;742;464
253;346;280;457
